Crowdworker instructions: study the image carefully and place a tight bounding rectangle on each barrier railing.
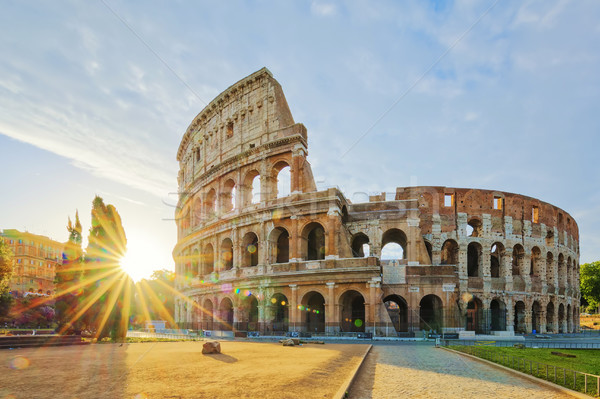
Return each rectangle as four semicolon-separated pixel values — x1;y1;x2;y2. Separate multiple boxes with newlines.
126;331;201;340
448;345;600;396
444;339;600;349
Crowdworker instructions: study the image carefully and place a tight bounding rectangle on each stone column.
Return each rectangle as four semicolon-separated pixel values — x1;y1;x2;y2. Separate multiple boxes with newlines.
326;207;339;259
539;307;547;334
326;282;337;334
289;284;298;332
506;297;514;333
291;144;306;194
290;216;300;262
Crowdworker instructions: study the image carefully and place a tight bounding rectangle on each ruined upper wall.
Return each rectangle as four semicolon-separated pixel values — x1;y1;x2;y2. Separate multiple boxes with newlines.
177;68;307;190
391;186;579;242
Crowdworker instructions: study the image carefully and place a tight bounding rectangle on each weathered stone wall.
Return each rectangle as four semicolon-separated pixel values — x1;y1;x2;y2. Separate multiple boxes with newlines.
173;68;580;336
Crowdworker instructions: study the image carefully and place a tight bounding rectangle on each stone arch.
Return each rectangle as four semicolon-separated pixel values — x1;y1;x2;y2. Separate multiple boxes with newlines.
546;301;555;333
269;227;289;263
219;297;234;331
423;239;433;264
273;160;291;198
558;253;565;287
192;249;200;278
202;298;214;330
466;296;484;333
558;303;565;333
301;291;326;333
512;244;525;276
221;238;234;270
441;239;459;265
301;222;326;261
202;243;214;275
193;195;203;226
221;178;236;213
531;246;542;277
532;300;542;333
419;294;443;332
351;233;370;258
567;304;572;332
546;252;555;285
490;243;505;278
242;232;259;267
242;169;261;206
339;290;366;332
490;298;507;331
381;228;407;260
269;293;289;332
514;300;526;333
467;218;482;237
241;294;259;331
467;242;482;277
205;188;217;219
566;257;572;287
383;294;409;333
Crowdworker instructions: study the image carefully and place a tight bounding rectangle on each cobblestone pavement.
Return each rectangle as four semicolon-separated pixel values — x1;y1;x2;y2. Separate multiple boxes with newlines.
349;343;572;398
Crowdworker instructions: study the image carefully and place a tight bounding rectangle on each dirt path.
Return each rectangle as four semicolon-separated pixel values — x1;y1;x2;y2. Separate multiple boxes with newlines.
349;343;573;399
1;341;368;399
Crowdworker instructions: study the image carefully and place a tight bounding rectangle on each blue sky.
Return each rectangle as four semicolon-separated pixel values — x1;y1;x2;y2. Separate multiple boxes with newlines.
1;0;599;280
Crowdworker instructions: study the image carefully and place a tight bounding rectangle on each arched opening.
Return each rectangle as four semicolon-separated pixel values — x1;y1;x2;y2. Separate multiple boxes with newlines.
531;247;541;277
419;295;443;332
546;302;555;333
269;227;289;263
303;222;325;261
242;170;261;206
221;179;236;212
351;233;370;258
302;292;325;333
490;299;506;331
274;161;291;198
202;299;214;331
567;304;572;332
490;243;504;278
566;257;572;287
242;232;259;267
466;296;483;333
202;244;214;275
558;303;565;333
532;301;542;333
192;249;200;278
424;240;433;264
383;295;409;333
512;244;524;276
193;196;202;226
441;240;459;265
546;252;555;285
558;254;565;287
514;301;526;333
221;238;234;270
381;229;407;260
467;218;482;237
205;189;217;219
467;242;481;277
270;293;289;333
242;295;259;332
219;298;234;331
339;290;366;333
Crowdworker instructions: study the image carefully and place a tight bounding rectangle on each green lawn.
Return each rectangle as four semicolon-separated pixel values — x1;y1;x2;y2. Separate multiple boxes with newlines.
449;345;600;395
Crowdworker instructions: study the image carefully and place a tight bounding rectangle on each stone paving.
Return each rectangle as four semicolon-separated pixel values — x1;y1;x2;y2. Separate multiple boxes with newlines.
349;343;572;398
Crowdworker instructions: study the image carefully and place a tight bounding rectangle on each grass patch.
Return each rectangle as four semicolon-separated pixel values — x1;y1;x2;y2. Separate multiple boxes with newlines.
449;345;600;395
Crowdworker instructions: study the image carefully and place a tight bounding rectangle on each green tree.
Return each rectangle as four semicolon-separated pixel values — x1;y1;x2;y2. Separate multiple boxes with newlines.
132;269;175;328
54;212;85;333
83;196;131;341
0;239;14;320
580;261;600;313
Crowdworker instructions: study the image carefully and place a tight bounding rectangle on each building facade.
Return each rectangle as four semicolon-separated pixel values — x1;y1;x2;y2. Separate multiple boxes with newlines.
173;68;580;336
1;229;63;297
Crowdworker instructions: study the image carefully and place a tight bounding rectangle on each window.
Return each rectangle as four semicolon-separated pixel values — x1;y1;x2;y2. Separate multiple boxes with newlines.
195;147;201;162
18;239;22;244
532;206;539;223
444;194;454;207
493;196;503;210
226;122;234;138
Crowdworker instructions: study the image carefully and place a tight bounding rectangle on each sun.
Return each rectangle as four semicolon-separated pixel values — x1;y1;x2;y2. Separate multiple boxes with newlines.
119;236;155;282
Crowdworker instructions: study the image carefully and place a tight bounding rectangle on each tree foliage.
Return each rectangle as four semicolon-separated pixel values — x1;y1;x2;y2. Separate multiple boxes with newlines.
54;211;85;333
0;239;14;319
82;196;131;341
580;261;600;312
131;269;175;328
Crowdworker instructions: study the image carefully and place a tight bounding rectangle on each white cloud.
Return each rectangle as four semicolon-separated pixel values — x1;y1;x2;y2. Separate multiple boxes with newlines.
311;1;337;16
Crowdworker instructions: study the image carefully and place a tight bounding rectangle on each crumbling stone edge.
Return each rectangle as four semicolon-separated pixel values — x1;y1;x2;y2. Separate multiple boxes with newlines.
334;344;373;399
441;346;590;398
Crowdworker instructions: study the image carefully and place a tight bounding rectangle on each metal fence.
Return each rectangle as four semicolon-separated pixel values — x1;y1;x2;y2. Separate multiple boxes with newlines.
444;339;600;349
126;331;200;340
447;344;600;396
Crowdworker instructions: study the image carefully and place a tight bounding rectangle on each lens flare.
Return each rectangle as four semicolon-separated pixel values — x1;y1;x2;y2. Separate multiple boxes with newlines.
281;301;286;306
271;297;277;304
134;393;149;399
354;319;363;327
272;209;283;221
461;292;474;303
9;356;30;370
247;245;257;254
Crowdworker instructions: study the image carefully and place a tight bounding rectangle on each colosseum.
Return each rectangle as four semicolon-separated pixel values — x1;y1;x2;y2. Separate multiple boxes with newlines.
173;68;580;337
